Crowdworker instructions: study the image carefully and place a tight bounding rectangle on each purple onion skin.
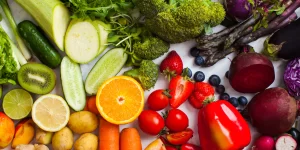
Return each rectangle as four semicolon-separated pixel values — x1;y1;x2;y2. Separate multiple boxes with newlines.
284;58;300;99
225;0;253;22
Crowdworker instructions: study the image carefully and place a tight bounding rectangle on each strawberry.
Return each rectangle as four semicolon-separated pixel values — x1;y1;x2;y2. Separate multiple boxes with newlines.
160;51;183;79
189;82;215;109
169;75;194;108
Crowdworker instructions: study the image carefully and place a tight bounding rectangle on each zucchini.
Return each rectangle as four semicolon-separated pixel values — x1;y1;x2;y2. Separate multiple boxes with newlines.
14;0;70;51
85;48;128;95
18;20;62;68
61;56;86;111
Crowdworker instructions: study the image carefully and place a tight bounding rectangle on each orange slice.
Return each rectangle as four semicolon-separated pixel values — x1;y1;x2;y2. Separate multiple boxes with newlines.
96;76;144;124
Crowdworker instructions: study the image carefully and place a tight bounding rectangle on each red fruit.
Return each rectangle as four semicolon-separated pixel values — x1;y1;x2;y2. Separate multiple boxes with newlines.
189;82;214;109
147;89;171;111
169;75;194;108
181;143;202;150
166;128;194;145
160;50;183;78
138;110;165;135
166;146;177;150
165;109;189;132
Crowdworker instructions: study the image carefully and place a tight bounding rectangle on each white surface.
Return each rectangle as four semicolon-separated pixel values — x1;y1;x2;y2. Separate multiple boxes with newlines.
0;0;289;149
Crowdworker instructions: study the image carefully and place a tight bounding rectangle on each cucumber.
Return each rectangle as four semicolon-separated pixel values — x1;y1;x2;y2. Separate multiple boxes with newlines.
61;56;86;111
15;0;70;51
18;20;62;68
85;48;128;95
65;19;100;64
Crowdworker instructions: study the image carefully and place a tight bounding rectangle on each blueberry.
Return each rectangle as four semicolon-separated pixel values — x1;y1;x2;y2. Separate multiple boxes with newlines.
208;75;221;86
216;85;225;94
225;71;229;79
194;71;205;82
182;68;192;78
219;93;230;100
195;56;205;66
190;47;200;57
238;96;248;106
229;97;239;107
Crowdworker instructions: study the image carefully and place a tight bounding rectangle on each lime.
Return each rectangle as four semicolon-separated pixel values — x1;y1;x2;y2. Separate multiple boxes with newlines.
32;94;70;132
3;89;33;120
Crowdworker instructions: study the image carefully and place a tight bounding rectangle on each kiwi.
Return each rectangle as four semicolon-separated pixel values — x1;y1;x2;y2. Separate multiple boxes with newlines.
17;63;56;94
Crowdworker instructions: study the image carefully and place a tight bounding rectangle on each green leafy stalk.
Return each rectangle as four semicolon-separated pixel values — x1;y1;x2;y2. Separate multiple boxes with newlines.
0;0;31;60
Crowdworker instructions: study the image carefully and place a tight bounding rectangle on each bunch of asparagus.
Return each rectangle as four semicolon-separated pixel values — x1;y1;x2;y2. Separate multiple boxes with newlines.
196;0;300;66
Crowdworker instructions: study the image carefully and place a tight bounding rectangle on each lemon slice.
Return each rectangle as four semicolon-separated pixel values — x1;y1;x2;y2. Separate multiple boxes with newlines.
32;94;70;132
3;89;33;120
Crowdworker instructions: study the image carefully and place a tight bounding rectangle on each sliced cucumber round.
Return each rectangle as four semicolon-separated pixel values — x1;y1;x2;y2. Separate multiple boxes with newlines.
85;48;128;95
61;56;86;111
65;19;100;64
93;20;111;55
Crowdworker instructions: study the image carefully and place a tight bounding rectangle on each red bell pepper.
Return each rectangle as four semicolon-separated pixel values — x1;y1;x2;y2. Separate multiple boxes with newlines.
198;100;251;150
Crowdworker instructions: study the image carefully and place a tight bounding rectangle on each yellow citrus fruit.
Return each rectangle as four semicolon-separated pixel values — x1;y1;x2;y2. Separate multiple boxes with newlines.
32;94;70;132
96;76;144;124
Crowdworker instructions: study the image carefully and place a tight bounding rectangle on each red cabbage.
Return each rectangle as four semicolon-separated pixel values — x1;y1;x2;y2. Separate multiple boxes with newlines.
284;58;300;99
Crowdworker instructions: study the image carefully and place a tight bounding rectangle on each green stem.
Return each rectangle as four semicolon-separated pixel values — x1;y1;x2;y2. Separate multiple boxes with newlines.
0;0;31;60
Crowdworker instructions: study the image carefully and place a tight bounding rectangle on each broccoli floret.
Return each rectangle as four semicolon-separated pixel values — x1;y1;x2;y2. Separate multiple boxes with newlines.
136;0;226;43
123;60;158;90
133;36;170;60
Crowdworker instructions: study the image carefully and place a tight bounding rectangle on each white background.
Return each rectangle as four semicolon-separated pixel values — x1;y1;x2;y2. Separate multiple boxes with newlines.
0;0;290;149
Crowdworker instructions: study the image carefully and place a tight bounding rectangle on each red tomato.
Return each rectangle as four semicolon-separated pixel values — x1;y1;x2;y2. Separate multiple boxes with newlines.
138;110;165;135
165;109;189;132
181;143;202;150
166;128;194;145
147;89;170;111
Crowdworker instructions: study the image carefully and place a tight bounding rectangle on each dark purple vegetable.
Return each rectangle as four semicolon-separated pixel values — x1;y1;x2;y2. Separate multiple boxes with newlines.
284;58;300;99
224;0;253;22
264;19;300;60
247;87;298;136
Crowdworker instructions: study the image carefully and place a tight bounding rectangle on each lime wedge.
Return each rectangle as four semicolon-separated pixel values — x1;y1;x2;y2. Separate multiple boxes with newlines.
3;89;33;120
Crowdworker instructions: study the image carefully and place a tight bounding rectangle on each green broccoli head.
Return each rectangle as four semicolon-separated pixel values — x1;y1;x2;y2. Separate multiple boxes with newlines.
137;0;226;43
123;60;158;90
133;36;170;60
145;11;204;43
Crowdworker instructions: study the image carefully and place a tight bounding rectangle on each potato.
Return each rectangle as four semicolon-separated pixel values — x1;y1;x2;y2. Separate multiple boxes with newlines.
52;127;73;150
68;111;98;134
74;133;98;150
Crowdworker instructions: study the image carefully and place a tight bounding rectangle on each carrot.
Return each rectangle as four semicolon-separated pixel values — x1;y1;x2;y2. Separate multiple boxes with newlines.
120;128;142;150
99;117;119;150
87;96;99;115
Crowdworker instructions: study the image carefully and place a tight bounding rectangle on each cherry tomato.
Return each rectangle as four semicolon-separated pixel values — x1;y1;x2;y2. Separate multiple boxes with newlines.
165;109;189;132
166;128;194;145
181;143;202;150
147;89;170;111
138;110;165;135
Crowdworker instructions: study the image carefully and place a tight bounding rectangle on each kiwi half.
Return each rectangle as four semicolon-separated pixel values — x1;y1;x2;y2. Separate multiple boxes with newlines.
17;63;56;94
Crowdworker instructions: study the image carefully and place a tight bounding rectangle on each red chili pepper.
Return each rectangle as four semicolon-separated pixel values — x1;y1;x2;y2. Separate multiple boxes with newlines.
198;100;251;150
180;143;201;150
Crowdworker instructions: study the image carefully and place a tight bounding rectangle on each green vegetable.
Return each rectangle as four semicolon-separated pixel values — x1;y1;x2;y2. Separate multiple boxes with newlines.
136;0;226;43
127;36;169;66
85;48;128;95
18;20;62;68
123;60;159;90
0;25;26;85
14;0;71;51
61;56;86;111
0;0;31;60
0;85;2;98
64;19;101;64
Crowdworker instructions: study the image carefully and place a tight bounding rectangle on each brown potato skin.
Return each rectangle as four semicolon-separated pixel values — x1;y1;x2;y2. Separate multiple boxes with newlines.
67;111;98;134
74;133;98;150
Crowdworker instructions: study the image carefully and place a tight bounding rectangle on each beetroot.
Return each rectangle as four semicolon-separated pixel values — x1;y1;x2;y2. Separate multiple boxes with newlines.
252;136;275;150
247;87;298;136
229;52;275;93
